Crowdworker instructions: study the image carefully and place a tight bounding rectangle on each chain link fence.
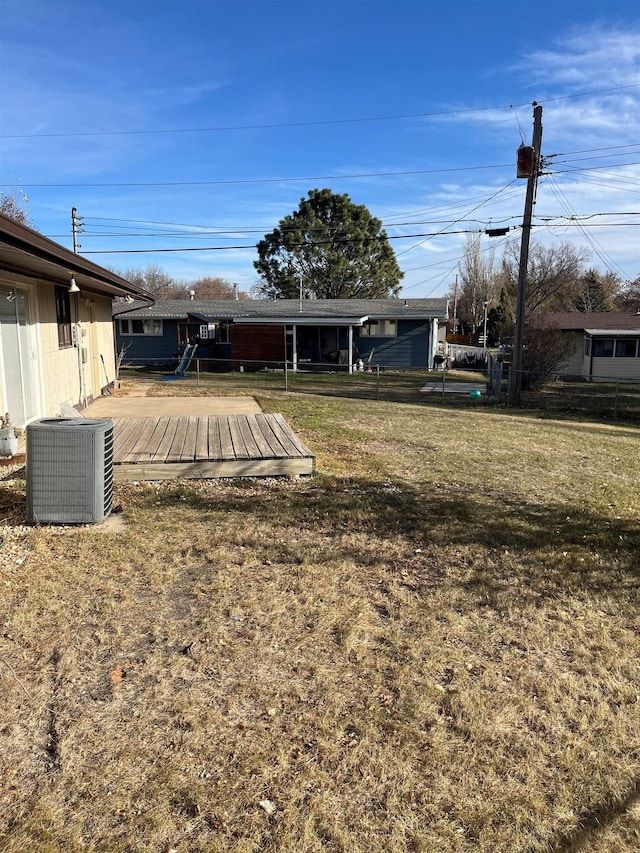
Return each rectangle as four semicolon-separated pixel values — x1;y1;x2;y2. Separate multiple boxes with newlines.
119;355;640;421
521;374;640;421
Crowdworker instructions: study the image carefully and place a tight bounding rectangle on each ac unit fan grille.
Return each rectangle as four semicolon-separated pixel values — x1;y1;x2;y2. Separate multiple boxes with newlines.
27;418;114;524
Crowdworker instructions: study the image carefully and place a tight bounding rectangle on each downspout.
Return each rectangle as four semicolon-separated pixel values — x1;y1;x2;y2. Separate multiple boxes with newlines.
348;325;353;374
73;293;87;409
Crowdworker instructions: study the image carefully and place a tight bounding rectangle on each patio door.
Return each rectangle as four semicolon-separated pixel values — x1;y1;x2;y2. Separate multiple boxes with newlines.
0;284;39;426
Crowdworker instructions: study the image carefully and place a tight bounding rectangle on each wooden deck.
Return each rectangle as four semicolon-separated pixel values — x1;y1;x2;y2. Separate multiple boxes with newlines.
111;413;315;481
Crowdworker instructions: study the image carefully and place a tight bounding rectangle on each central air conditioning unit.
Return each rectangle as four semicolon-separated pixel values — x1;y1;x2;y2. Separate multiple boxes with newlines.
26;418;114;524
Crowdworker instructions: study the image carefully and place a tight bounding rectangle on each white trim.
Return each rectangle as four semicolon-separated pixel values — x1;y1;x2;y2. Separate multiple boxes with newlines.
584;328;640;336
233;315;369;326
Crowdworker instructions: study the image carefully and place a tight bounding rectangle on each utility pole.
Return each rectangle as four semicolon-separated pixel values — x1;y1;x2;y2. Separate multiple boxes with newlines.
508;103;543;406
452;275;458;335
71;207;83;253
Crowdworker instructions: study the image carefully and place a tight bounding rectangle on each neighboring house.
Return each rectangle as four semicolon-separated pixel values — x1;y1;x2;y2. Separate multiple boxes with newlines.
113;297;449;373
536;312;640;381
0;213;149;428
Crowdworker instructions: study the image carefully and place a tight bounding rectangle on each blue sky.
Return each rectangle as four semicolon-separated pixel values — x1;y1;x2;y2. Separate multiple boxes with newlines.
1;0;638;297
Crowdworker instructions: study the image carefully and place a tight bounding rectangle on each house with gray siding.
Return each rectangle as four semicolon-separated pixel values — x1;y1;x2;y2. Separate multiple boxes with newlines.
114;297;449;373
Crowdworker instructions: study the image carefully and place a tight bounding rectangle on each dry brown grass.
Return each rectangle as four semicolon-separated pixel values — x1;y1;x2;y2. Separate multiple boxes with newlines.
1;378;639;852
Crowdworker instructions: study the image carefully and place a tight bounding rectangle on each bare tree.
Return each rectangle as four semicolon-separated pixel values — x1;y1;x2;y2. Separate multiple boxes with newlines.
122;265;180;298
189;277;249;300
0;187;34;228
120;266;251;300
453;234;496;334
613;275;640;313
498;240;588;315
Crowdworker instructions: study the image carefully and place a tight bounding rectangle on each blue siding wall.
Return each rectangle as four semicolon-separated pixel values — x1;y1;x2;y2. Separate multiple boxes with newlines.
116;319;180;363
355;320;431;369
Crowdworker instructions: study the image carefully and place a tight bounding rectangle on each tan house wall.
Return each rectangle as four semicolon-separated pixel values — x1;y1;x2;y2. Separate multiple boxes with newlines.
0;275;117;424
556;332;584;375
39;287;116;414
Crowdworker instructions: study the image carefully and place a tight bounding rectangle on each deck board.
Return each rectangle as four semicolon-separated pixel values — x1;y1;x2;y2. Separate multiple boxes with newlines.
195;418;210;461
253;413;289;456
182;417;199;461
164;417;189;462
110;413;314;480
207;418;223;461
141;417;172;462
228;417;250;459
218;417;234;459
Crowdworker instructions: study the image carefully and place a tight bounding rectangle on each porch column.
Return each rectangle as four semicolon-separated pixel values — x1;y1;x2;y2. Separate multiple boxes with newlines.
292;324;298;372
429;318;438;369
348;325;353;374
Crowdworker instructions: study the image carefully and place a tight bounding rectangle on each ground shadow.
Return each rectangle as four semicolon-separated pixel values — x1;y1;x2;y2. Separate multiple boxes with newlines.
132;474;640;604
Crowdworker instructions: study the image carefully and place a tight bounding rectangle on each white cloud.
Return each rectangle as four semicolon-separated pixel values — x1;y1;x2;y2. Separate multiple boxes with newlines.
521;25;640;90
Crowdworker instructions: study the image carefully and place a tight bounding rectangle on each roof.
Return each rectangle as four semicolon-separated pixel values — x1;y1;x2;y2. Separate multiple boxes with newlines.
113;297;449;322
534;311;640;332
0;212;150;300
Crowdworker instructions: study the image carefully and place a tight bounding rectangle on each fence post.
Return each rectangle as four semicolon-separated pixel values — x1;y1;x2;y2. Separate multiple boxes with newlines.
196;358;200;386
284;358;288;392
614;379;619;419
376;365;380;400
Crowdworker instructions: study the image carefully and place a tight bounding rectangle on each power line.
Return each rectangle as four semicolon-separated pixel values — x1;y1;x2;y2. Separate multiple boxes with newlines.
4;83;638;140
80;228;487;255
547;143;640;158
10;155;637;193
77;220;635;257
543;175;629;279
47;215;530;240
63;211;638;239
402;232;515;296
79;187;526;232
10;162;514;189
395;180;518;258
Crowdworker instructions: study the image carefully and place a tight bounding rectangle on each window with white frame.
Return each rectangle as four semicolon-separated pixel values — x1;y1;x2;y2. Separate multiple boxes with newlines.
55;285;72;348
592;338;614;357
360;319;397;337
614;338;639;357
119;317;163;335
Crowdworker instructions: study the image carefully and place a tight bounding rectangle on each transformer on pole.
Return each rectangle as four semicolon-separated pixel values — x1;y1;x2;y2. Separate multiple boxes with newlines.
508;103;543;406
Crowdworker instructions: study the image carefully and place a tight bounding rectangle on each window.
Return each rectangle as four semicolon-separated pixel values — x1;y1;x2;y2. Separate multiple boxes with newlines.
584;338;592;356
55;285;72;348
592;339;614;357
360;319;397;337
119;317;163;335
615;338;638;358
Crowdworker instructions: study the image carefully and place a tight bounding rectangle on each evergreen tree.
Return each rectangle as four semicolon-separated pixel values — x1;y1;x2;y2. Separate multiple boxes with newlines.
572;269;619;312
487;287;514;344
254;189;403;299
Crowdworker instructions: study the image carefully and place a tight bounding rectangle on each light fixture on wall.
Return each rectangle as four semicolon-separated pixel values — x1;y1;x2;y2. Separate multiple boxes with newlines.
124;294;134;304
6;291;16;302
69;275;80;293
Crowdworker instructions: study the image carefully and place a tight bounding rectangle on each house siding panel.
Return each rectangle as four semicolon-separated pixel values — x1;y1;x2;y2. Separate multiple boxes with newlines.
588;356;640;382
356;320;431;369
116;319;180;363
